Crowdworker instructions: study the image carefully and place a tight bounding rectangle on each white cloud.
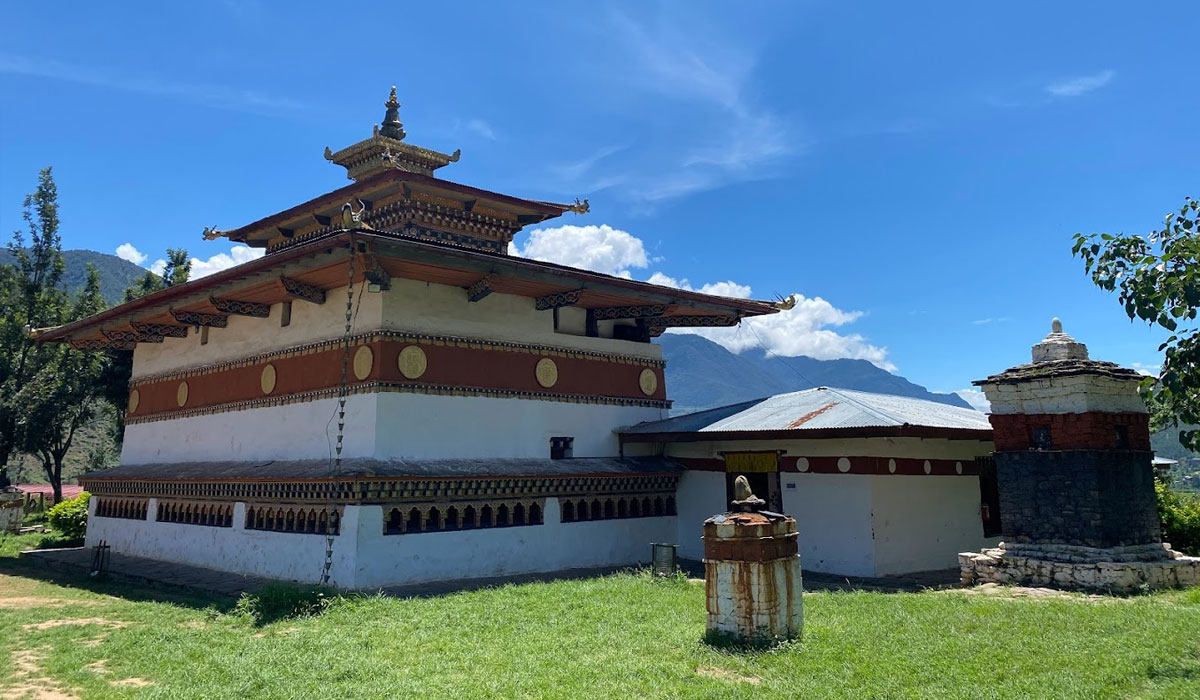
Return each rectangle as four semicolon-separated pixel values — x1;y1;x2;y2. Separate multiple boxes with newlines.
0;53;309;117
187;246;266;278
954;388;991;413
546;11;795;206
115;243;148;266
511;225;650;277
1046;70;1115;97
1131;362;1161;377
647;272;894;371
140;245;265;279
465;118;496;140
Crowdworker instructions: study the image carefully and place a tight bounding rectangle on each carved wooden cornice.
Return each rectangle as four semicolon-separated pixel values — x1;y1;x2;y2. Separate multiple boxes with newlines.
70;338;136;351
592;304;668;321
209;296;271;318
170;309;228;328
102;328;165;343
278;276;326;305
465;276;493;303
535;289;583;311
642;314;739;337
131;321;189;339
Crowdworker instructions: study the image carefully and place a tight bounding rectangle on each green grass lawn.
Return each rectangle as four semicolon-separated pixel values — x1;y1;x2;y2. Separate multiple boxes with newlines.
1;539;1199;700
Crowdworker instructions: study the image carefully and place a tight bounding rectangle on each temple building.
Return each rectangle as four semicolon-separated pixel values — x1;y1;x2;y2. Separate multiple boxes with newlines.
37;89;1002;585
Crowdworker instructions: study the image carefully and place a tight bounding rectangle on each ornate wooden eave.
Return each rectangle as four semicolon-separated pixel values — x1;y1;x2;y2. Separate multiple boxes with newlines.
592;305;669;321
465;276;493;303
130;321;189;339
535;289;583;311
209;296;271;318
278;276;326;304
170;309;229;328
641;314;740;337
102;328;165;344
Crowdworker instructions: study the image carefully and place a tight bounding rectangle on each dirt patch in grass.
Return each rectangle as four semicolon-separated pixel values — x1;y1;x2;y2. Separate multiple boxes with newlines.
953;582;1127;602
0;596;101;610
696;666;761;685
85;659;109;675
22;617;131;632
111;678;153;688
4;647;81;700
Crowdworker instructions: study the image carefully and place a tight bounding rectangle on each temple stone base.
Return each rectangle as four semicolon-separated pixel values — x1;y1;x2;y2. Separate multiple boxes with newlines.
703;511;803;643
959;542;1200;593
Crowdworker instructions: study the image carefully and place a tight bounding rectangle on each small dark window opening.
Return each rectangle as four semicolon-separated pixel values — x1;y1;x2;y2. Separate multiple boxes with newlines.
550;436;574;460
280;301;293;327
1032;426;1052;449
977;456;1002;538
1115;425;1129;449
200;326;209;345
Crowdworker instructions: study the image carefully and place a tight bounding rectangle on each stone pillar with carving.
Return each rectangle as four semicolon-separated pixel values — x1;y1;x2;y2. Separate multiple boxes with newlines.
959;319;1200;592
703;476;803;644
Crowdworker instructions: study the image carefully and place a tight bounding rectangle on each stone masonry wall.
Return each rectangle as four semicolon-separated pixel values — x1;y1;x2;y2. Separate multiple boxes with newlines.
995;449;1160;548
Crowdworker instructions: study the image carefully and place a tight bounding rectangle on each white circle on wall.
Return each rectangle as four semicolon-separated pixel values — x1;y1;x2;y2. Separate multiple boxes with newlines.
796;457;809;472
837;457;851;473
923;460;932;474
888;459;896;474
955;461;963;475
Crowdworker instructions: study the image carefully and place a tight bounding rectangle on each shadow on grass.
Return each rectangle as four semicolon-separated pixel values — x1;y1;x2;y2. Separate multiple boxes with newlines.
701;628;803;654
232;583;338;626
0;555;235;613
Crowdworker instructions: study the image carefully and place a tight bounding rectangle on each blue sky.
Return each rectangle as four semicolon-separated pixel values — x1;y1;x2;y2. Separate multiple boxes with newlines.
0;1;1194;406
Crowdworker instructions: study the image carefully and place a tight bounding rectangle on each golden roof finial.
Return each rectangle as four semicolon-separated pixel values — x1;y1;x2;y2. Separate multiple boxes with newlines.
386;85;399;109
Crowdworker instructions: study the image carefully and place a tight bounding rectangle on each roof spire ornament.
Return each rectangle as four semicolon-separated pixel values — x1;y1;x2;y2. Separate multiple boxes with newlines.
379;86;406;141
323;85;460;181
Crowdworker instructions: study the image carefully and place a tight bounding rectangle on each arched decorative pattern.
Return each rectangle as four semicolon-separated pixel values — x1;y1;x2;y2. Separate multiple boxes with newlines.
383;498;546;535
244;504;341;535
94;497;148;520
156;500;233;527
558;492;676;523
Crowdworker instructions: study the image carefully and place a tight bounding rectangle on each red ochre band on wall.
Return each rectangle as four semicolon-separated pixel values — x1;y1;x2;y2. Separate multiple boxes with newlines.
674;456;980;476
127;336;667;420
988;412;1151;452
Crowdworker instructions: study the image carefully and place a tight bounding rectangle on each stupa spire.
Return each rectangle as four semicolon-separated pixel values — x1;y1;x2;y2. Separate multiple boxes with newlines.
379;86;406;141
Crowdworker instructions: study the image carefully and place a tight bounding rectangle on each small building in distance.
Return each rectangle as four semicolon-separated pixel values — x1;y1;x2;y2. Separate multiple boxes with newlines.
620;387;999;577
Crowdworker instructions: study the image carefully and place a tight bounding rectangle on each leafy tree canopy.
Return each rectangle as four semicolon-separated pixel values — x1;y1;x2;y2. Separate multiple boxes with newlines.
1073;198;1200;450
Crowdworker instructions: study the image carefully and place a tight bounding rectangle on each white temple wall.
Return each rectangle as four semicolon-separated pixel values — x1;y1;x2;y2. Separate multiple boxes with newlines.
351;498;675;588
664;437;992;461
781;473;877;577
84;499;361;587
674;470;726;560
120;396;377;465
869;475;995;576
132;286;383;379
381;277;662;361
373;393;664;459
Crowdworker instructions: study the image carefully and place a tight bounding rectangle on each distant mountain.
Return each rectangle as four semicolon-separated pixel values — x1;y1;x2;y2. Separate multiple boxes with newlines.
658;333;973;414
0;248;151;305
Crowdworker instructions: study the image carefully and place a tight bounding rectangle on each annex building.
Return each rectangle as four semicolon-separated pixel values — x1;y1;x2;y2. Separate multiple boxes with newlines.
39;90;999;586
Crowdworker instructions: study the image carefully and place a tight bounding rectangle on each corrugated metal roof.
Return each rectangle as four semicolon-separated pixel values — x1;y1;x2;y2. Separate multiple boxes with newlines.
622;387;992;434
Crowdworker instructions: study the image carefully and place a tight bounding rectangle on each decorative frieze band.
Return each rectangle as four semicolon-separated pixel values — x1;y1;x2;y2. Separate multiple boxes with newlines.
81;473;682;506
132;328;665;386
535;289;583;311
279;276;327;304
593;304;668;321
209;296;271;318
170;309;228;328
131;321;190;339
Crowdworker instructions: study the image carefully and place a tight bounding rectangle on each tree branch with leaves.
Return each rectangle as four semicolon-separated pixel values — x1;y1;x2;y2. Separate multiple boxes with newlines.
1073;198;1200;450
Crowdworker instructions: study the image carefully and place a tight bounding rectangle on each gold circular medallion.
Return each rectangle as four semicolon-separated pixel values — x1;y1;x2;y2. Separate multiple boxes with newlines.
353;345;374;381
176;381;189;407
398;345;428;380
128;388;140;414
638;368;658;396
535;357;558;388
260;364;277;395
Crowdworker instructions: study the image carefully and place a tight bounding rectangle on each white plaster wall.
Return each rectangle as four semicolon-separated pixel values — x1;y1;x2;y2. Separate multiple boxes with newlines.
781;473;876;576
351;497;675;588
381;277;662;361
120;396;377;465
674;470;726;560
133;286;384;379
373;393;664;459
869;475;995;576
665;437;993;462
982;374;1147;415
84;499;362;587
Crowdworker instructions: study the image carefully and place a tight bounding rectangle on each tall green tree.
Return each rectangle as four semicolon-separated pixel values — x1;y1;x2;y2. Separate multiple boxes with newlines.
16;266;108;502
1073;197;1200;451
0;167;69;471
